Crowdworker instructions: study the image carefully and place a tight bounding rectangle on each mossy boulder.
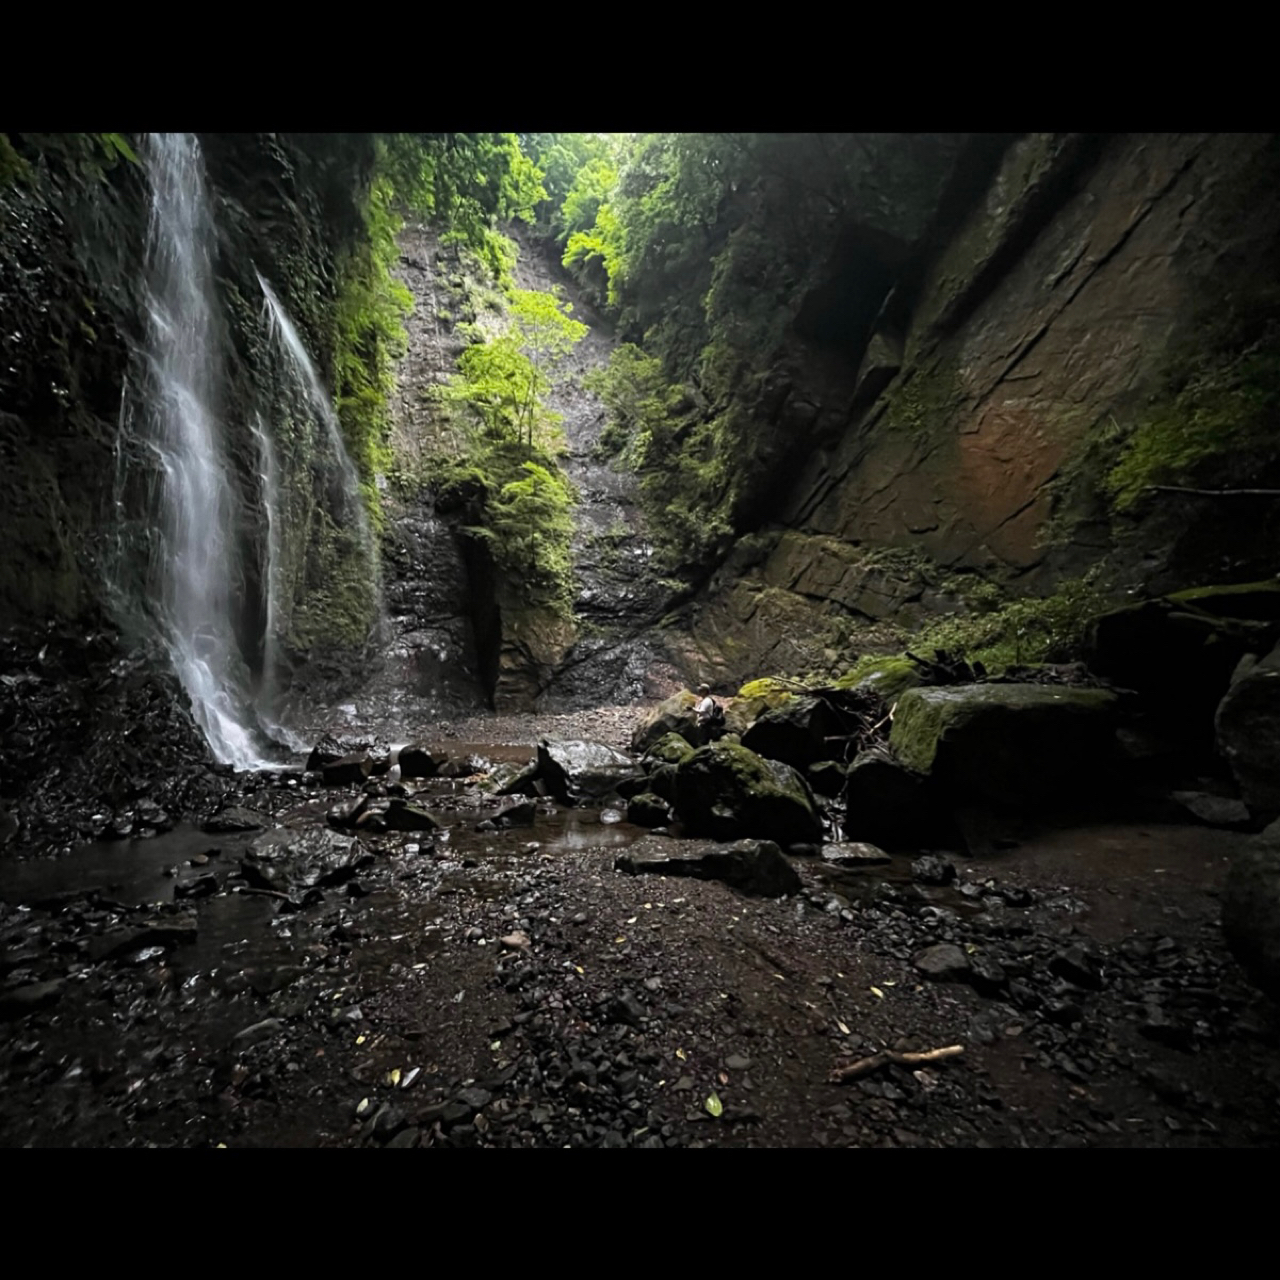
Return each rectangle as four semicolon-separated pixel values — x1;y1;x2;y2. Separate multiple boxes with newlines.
644;732;696;766
889;684;1120;808
1216;643;1280;810
673;741;823;846
631;691;699;754
834;655;923;702
725;677;800;735
626;793;672;827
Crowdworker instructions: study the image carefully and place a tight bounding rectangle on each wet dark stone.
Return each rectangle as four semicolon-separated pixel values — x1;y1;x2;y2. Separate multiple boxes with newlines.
174;872;219;900
89;916;198;963
913;943;971;981
383;798;440;832
912;854;957;885
536;739;646;805
968;953;1009;995
1140;1006;1194;1050
1170;790;1252;828
626;793;671;828
398;744;446;779
821;842;891;866
323;754;373;786
616;835;802;898
1049;944;1105;991
495;798;536;827
0;979;64;1021
202;806;266;834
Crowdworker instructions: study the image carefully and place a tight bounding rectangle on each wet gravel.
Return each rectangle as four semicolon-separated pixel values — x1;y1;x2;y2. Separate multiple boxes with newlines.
2;734;1279;1148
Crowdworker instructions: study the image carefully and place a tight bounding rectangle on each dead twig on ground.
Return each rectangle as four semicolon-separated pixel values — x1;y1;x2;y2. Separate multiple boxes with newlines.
829;1044;965;1083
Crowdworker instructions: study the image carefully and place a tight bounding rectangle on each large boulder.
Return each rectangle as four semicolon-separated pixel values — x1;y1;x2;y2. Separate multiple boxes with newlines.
242;827;373;893
741;696;843;770
616;835;802;898
536;739;646;806
673;742;823;845
1216;643;1280;810
631;692;700;754
1087;594;1278;752
889;684;1119;808
1223;819;1280;1001
842;747;949;849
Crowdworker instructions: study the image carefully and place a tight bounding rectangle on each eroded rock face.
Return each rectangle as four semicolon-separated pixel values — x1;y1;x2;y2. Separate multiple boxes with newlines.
673;742;822;846
889;684;1119;808
1223;820;1280;1001
1216;644;1280;810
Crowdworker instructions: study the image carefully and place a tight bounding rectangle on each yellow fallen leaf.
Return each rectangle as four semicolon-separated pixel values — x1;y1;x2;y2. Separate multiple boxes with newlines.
870;987;884;999
355;1035;366;1045
676;1048;686;1061
626;916;637;925
386;1068;401;1086
574;965;584;975
615;936;626;944
216;1143;227;1148
883;980;896;987
965;943;977;955
706;1093;723;1118
837;1020;850;1035
774;973;785;981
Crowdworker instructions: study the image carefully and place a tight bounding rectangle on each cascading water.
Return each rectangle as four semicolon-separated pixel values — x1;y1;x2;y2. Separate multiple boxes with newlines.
255;270;378;574
131;132;279;769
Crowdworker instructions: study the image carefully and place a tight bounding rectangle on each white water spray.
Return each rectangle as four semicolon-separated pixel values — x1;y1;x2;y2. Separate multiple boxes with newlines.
136;133;276;769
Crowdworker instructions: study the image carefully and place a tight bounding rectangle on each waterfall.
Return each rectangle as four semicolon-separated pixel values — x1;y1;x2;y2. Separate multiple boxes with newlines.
255;271;378;570
132;132;278;770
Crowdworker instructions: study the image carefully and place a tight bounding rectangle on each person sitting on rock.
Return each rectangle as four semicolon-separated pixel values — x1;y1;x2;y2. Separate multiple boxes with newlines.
694;684;723;744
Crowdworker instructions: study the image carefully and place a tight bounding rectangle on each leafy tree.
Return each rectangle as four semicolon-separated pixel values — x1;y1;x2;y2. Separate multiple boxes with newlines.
436;286;586;449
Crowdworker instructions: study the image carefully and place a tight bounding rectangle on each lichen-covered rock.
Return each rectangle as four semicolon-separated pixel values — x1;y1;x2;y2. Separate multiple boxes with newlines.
1216;644;1280;810
643;732;696;767
626;793;672;827
889;684;1119;807
631;691;699;754
833;655;923;702
1223;819;1280;1001
673;741;822;845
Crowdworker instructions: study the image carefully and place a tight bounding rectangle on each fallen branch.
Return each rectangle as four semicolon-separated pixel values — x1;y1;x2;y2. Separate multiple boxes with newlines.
829;1044;965;1084
1150;485;1280;497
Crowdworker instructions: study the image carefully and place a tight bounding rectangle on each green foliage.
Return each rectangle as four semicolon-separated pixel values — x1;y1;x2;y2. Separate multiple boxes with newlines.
1105;328;1280;509
332;171;412;532
379;132;544;278
468;458;577;616
432;286;586;450
583;343;685;463
913;575;1116;672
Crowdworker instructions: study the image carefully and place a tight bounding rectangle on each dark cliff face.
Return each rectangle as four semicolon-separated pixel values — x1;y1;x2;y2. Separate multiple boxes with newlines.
672;133;1280;685
0;134;380;659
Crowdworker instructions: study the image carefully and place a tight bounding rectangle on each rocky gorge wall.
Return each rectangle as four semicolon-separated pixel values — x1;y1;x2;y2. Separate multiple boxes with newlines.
0;133;385;668
679;133;1280;687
